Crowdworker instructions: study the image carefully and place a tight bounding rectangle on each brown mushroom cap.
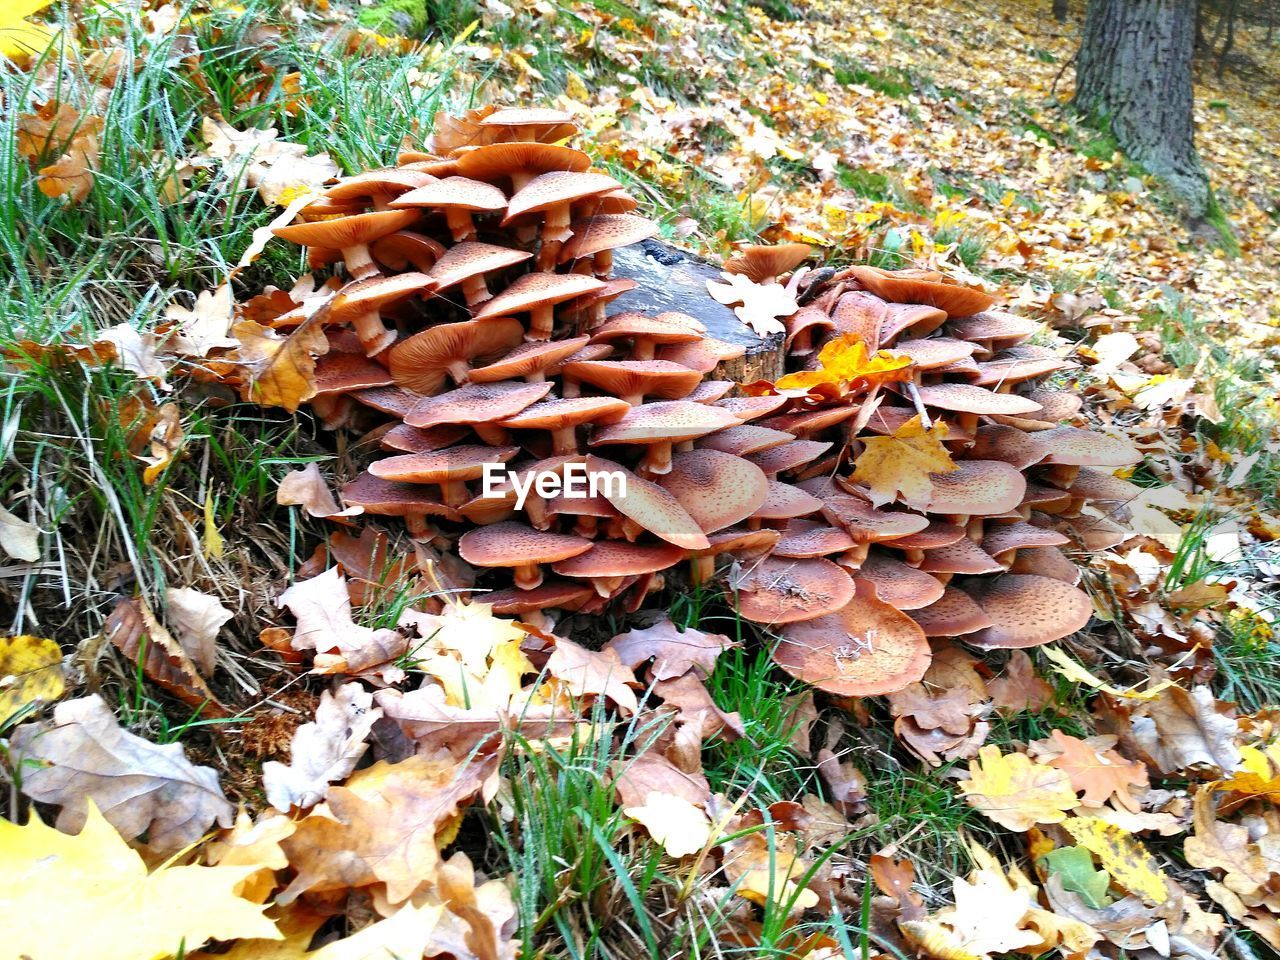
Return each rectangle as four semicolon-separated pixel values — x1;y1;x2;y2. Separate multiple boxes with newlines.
590;401;738;447
759;405;861;436
964;574;1093;649
390;176;508;213
753;481;825;521
881;302;950;342
850;552;945;610
917;537;1006;575
970;424;1048;469
909;587;993;637
699;424;795;456
731;556;854;624
389;318;525;395
583;456;710;550
846;265;994;318
830;291;888;343
909;460;1027;516
724;243;812;283
454;142;591;184
821;496;931;543
685;380;736;404
484;581;595;615
1027;388;1083;422
353;386;421;419
370;444;519;483
694;526;782;559
1009;546;1081;584
472;271;606;321
381;423;472;454
1066;467;1141;509
948;311;1038;345
460;521;593;567
973;355;1072;387
773;519;856;558
272;209;421;249
563;360;702;403
480;106;577;130
746;440;834;476
552;540;686;580
328;272;435;322
323;169;435;201
1036;427;1142;467
774;591;931;695
427;241;532;294
404;380;553;429
657;449;770;534
558;214;659;264
714;395;791;422
469;337;591;383
589;314;702;350
500;396;630;431
656;337;746;374
981;521;1071;559
891;337;976;370
914;383;1043;416
312;352;394;395
341;472;462;520
503;171;624;224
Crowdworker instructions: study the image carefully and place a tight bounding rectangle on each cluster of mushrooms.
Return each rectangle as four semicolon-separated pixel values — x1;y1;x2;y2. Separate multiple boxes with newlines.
258;105;1142;697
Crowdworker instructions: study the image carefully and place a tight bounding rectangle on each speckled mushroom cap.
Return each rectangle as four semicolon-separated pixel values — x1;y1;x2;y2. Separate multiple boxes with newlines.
1027;388;1083;422
1009;546;1081;584
714;395;791;422
588;315;702;349
369;444;519;483
785;307;835;353
724;243;812;283
353;386;422;419
830;291;888;343
459;521;593;567
480;106;578;130
562;360;702;402
891;337;976;371
947;311;1038;346
699;424;795;456
472;272;606;321
972;355;1072;387
329;272;435;322
381;423;471;454
846;265;995;318
746;439;834;476
759;405;861;436
820;496;932;543
558;214;659;264
574;189;640;217
1020;484;1073;512
656;338;746;374
753;481;825;521
914;383;1043;416
273;208;421;248
849;552;945;610
981;521;1071;559
484;581;595;616
774;590;931;695
969;424;1048;469
773;519;856;558
964;574;1093;649
657;449;770;534
503;171;624;224
427;241;532;293
372;231;448;272
453;142;591;183
589;401;738;449
551;540;687;580
404;380;552;429
582;456;709;550
907;460;1027;516
390;176;508;214
684;380;735;403
389;318;524;395
312;352;394;395
1036;426;1142;467
694;526;782;559
908;586;994;637
499;396;630;431
916;537;1005;575
340;472;462;520
731;556;855;624
881;302;950;341
1066;467;1141;508
559;278;639;320
469;337;590;383
323;169;435;201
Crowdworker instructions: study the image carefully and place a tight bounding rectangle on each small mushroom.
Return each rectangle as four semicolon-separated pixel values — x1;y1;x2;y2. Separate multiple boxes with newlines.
588;313;702;361
459;521;592;590
473;271;606;341
848;552;945;609
310;351;394;429
273;208;421;280
427;241;532;309
746;440;834;477
329;272;435;356
454;141;591;193
846;265;994;318
908;587;993;637
404;380;553;443
369;444;520;507
484;580;594;630
498;397;630;455
724;243;812;284
561;359;701;406
687;527;781;586
468;337;591;384
390;176;508;242
964;574;1093;649
589;400;739;475
551;540;686;598
381;423;471;454
341;471;461;542
583;455;710;550
657;449;770;535
389;318;525;395
503;171;625;269
772;519;856;558
558;214;658;278
371;231;448;273
699;424;795;456
323;169;436;209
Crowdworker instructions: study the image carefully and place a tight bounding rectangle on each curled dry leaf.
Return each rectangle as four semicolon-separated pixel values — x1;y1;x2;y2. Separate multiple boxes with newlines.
605;616;736;680
165;284;238;356
0;503;40;561
624;791;712;858
545;635;641;714
0;802;279;960
277;462;364;519
106;595;228;716
815;747;867;815
164;586;233;676
36;115;103;203
988;649;1055;713
1124;684;1242;775
232;316;329;413
262;682;382;812
9;694;234;855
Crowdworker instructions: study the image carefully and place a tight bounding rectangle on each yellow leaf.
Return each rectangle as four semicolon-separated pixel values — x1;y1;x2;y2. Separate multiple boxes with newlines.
624;792;712;858
203;491;224;559
232;317;328;412
774;333;912;396
959;745;1077;832
1062;816;1170;905
0;801;279;960
0;634;63;722
851;414;957;508
1218;743;1280;802
1040;644;1175;701
1;0;58;62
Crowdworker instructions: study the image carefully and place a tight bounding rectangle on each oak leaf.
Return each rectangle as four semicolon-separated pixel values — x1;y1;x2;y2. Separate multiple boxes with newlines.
1038;731;1148;811
900;862;1041;959
605;617;737;680
959;745;1076;831
277;462;364;519
851;414;957;508
9;694;234;854
164;587;233;676
106;595;227;716
773;333;912;398
0;801;279;960
205;810;297;904
36;115;103;203
1062;816;1170;905
1126;684;1241;774
165;284;239;356
624;791;712;858
0;502;41;561
232;317;328;413
987;650;1054;713
705;270;797;337
1184;786;1277;906
546;636;641;714
0;633;63;722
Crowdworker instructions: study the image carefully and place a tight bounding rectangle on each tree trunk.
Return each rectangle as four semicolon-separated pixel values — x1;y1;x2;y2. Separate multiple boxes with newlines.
1075;0;1210;217
1053;0;1069;22
1216;0;1239;75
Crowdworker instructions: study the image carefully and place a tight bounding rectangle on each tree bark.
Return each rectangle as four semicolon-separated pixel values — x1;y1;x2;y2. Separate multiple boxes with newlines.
1216;0;1239;75
1075;0;1210;217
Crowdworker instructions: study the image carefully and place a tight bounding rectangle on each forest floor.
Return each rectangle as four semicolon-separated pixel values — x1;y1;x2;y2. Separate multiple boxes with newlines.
1;0;1279;958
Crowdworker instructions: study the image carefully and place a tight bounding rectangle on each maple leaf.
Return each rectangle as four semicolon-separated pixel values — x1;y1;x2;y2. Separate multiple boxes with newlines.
705;271;797;337
0;801;278;960
165;284;239;356
0;633;63;723
1038;730;1148;811
851;414;957;508
0;0;59;62
232;317;329;413
1061;816;1171;905
773;333;912;397
9;694;234;854
959;745;1077;831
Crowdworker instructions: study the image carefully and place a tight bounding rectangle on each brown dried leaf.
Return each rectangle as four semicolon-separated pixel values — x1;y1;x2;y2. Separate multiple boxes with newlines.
232;317;328;413
546;636;641;715
988;650;1055;713
605;617;737;680
106;596;228;716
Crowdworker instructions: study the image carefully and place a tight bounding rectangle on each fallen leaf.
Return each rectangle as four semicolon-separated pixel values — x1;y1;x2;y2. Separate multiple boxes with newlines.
900;860;1041;959
706;270;797;337
1062;815;1171;905
774;333;912;397
1037;731;1148;811
851;414;957;508
36;115;103;203
0;801;279;960
205;809;297;904
959;745;1077;831
166;284;238;356
9;694;234;854
138;401;184;483
605;617;737;680
546;636;641;714
869;853;926;921
987;650;1054;713
277;462;363;519
1040;845;1113;909
0;633;63;722
624;791;712;857
106;595;227;715
0;503;40;561
1217;743;1280;802
1126;684;1241;774
164;587;232;676
232;317;328;413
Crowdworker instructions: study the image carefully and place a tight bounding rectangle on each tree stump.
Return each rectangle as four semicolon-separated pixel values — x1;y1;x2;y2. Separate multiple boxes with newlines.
612;239;786;385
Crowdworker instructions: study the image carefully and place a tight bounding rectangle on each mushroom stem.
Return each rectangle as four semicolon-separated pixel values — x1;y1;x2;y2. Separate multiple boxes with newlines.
460;275;492;308
527;305;555;341
514;564;544;591
689;554;715;585
350;310;397;356
441;480;470;508
311;394;353;430
620;517;642;542
589;575;625;598
474;424;511;446
341;243;380;279
838;543;871;570
592;250;614;279
573;516;598;538
621;390;643;406
446;359;473;384
629;339;656;361
639;441;674;475
444;209;477;242
405;514;442;543
536;239;565;272
550;427;580;456
526;497;551;530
